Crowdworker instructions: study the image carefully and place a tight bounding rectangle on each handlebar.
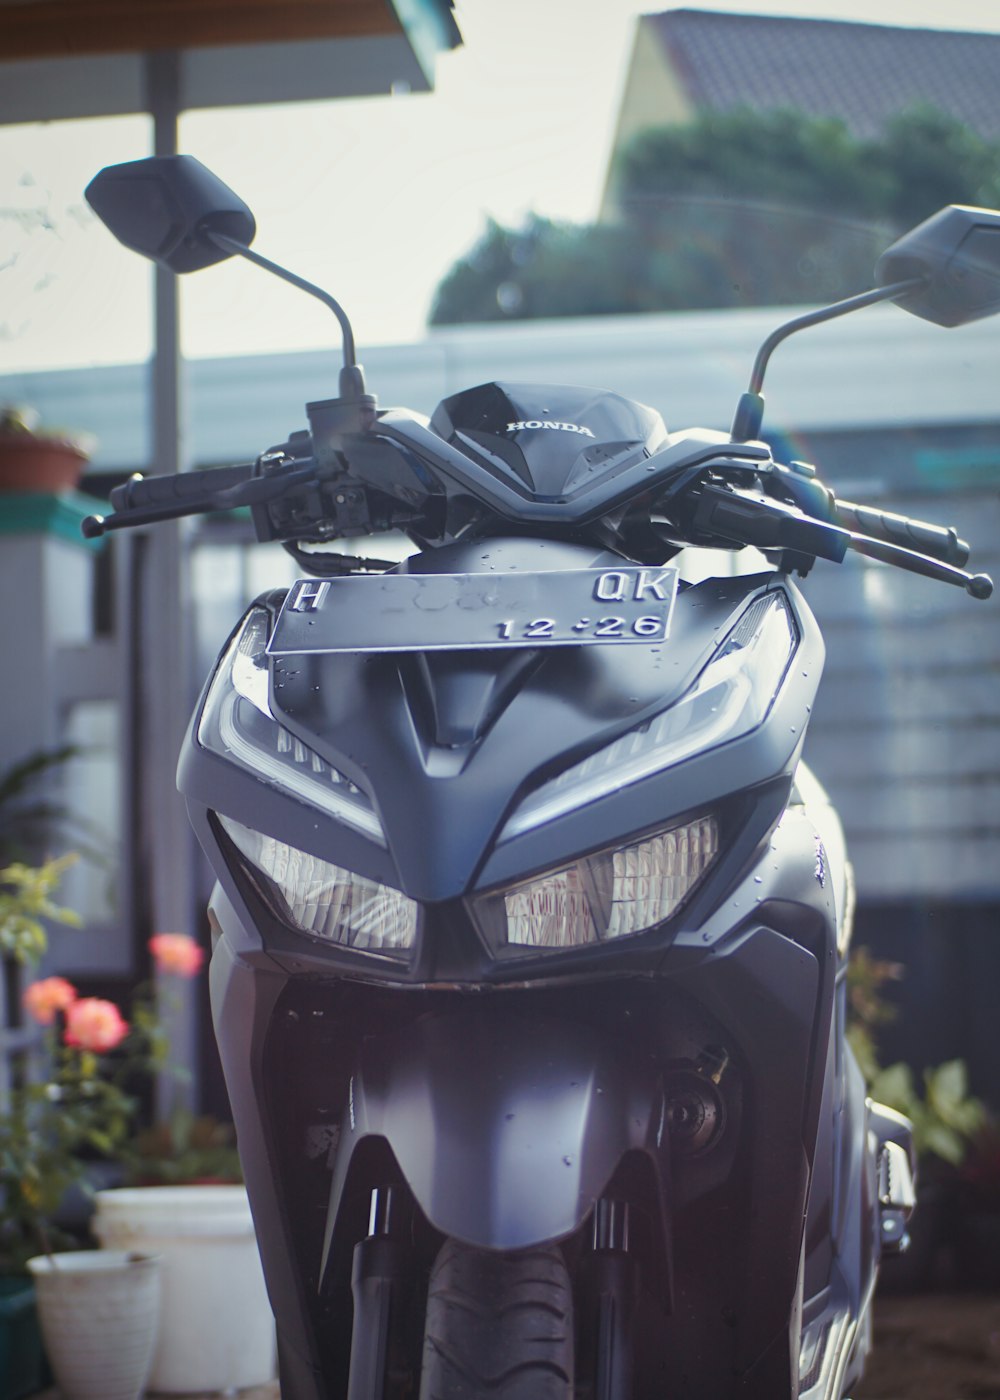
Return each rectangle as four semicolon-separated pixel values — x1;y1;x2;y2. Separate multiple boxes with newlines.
77;434;993;601
109;462;254;513
832;498;969;568
82;459;319;539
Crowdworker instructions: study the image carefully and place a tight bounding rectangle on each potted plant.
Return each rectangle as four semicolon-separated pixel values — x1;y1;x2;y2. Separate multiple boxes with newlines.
7;1001;160;1400
1;758;152;1400
0;405;93;495
89;933;276;1395
1;856;79;1400
9;899;274;1396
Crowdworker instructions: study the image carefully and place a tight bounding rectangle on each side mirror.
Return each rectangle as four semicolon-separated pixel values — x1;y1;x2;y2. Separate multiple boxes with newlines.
85;155;256;273
876;204;1000;327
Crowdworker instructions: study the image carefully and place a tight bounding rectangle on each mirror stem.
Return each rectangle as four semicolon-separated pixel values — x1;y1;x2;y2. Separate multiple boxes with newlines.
206;229;362;389
731;275;926;441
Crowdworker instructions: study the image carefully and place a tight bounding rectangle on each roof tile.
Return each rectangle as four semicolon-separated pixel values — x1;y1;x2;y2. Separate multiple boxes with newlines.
648;10;1000;139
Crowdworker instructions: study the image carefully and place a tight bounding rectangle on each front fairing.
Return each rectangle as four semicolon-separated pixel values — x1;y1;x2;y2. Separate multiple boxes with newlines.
179;538;823;984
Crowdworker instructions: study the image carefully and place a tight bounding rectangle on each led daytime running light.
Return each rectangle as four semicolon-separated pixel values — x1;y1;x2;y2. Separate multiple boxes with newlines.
501;592;795;838
198;608;385;844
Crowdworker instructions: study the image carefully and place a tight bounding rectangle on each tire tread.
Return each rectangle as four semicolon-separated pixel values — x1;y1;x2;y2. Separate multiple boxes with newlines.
419;1239;574;1400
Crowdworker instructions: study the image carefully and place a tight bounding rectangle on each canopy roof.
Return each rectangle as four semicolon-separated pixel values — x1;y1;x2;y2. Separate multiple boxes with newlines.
0;0;461;121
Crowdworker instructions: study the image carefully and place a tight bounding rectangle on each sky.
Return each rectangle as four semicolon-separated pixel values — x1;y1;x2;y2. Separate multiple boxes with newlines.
2;0;1000;374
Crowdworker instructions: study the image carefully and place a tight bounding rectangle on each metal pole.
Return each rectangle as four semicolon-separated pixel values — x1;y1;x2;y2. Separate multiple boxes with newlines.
144;50;198;1115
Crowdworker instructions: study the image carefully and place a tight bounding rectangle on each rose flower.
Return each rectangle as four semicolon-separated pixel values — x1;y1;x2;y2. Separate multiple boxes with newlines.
23;976;78;1025
149;932;204;978
64;997;129;1053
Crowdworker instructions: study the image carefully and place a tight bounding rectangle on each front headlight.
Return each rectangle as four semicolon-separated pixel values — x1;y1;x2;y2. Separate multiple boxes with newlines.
470;814;718;957
218;814;417;958
198;608;384;844
500;591;796;839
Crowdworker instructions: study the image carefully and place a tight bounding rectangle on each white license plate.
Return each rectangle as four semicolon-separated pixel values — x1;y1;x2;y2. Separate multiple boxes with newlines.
268;566;679;654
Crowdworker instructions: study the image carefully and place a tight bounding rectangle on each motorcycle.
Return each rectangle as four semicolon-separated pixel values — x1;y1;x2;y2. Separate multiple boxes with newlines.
82;156;998;1400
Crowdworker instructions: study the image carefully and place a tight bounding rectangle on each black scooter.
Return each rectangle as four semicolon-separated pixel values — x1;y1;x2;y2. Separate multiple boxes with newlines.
83;157;998;1400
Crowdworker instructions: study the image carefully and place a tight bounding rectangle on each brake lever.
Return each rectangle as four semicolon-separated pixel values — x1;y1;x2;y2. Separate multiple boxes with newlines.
691;483;993;598
846;534;993;598
82;463;317;538
212;465;316;508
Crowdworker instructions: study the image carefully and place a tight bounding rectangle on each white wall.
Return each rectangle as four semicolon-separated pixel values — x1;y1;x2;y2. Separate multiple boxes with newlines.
1;303;997;475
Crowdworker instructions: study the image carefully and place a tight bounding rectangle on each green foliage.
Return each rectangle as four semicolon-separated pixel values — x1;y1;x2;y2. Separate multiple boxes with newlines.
1;916;230;1269
877;106;1000;227
870;1060;987;1169
614;107;892;220
430;105;1000;323
430;216;652;324
844;945;904;1084
845;945;988;1169
0;745;83;865
0;1039;136;1272
130;1107;242;1187
0;855;81;965
0;983;184;1271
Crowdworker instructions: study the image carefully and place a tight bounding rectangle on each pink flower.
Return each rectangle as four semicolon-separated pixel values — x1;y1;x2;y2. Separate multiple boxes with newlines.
149;932;204;978
23;976;78;1025
64;998;129;1053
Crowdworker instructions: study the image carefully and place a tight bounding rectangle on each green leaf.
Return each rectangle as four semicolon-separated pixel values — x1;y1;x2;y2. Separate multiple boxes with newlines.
922;1121;968;1167
870;1062;917;1114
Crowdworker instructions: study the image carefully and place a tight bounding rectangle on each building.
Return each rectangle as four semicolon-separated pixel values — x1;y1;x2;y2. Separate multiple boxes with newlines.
602;8;1000;218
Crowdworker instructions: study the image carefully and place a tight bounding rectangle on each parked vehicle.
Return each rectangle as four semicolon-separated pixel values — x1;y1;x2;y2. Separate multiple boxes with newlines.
83;157;997;1400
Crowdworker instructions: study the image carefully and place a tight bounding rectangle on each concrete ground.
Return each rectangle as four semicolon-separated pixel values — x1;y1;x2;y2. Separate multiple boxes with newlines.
33;1388;280;1399
856;1293;1000;1399
32;1294;1000;1398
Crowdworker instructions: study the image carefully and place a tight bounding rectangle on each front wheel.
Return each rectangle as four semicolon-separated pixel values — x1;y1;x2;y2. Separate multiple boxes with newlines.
418;1239;574;1400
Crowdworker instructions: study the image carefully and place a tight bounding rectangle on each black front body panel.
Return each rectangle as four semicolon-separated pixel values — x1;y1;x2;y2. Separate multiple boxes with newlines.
182;536;867;1400
205;801;849;1400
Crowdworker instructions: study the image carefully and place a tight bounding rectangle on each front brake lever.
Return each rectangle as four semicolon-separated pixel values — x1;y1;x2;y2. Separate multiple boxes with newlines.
691;483;993;598
82;463;317;537
846;534;992;598
211;465;316;509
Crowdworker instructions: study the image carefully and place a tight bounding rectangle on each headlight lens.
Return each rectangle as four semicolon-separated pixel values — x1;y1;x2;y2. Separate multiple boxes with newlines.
470;814;718;956
218;814;417;957
198;608;384;844
500;592;796;839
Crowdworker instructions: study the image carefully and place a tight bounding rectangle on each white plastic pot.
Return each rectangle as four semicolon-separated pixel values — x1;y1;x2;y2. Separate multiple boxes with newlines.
93;1185;276;1394
27;1250;160;1400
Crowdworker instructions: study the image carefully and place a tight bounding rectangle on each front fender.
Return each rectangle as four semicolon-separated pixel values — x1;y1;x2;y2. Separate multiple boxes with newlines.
321;1004;669;1257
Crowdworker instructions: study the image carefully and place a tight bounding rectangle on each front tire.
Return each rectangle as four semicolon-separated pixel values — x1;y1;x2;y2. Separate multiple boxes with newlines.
418;1239;574;1400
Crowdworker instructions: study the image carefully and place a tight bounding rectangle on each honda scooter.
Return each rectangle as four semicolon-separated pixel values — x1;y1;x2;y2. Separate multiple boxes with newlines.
83;157;998;1400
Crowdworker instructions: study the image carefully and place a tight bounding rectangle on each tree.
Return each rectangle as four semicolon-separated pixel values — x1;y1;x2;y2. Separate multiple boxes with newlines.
429;106;1000;324
429;215;657;324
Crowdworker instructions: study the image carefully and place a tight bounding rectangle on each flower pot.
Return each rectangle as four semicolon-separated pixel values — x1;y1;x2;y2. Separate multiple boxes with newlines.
0;1276;50;1400
26;1251;160;1400
0;433;88;494
93;1184;276;1393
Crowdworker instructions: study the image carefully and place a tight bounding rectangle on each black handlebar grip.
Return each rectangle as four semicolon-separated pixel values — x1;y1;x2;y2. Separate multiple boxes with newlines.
109;462;254;512
833;499;970;567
